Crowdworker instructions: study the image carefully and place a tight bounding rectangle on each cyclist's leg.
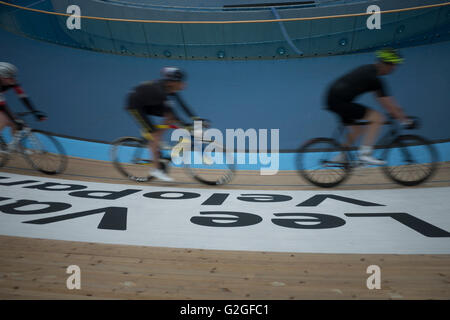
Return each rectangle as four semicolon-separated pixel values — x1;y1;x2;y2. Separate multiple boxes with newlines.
328;101;384;164
126;105;173;181
0;111;11;153
331;124;365;163
360;109;385;148
0;111;12;132
126;106;160;166
343;125;364;148
147;104;179;169
357;109;385;164
355;112;386;165
333;102;385;163
0;106;18;133
148;107;176;181
327;101;367;147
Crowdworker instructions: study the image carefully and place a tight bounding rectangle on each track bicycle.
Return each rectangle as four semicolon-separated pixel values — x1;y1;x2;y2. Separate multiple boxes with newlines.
111;121;235;185
0;111;68;174
296;115;439;188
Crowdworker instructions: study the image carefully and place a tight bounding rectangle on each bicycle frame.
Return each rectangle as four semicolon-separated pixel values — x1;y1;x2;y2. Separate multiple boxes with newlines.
0;111;67;174
111;120;236;185
298;114;437;187
124;122;208;164
0;114;33;152
331;115;401;164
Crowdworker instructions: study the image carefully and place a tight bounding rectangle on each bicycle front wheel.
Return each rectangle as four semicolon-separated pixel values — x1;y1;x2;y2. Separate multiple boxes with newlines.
177;140;235;185
111;137;156;182
21;131;67;175
296;138;351;188
382;134;439;186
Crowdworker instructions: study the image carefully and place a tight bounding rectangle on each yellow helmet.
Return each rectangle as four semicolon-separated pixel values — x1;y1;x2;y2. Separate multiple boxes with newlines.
376;48;404;64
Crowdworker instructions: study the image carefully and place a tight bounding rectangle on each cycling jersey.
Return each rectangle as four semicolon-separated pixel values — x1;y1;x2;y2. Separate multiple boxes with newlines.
326;64;389;124
327;64;389;102
126;80;196;132
0;83;37;124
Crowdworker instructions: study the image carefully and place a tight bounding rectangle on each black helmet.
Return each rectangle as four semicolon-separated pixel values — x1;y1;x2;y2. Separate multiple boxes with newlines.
160;67;186;82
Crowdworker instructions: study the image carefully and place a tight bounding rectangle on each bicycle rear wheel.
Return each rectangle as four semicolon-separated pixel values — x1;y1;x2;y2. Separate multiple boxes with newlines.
382;134;439;186
296;138;352;188
111;137;163;182
0;136;8;168
21;131;67;174
177;140;235;185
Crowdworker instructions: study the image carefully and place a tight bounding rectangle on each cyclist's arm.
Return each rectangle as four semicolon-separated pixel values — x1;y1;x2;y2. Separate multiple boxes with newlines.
12;85;47;121
163;101;190;127
376;95;408;122
171;93;197;119
0;94;20;126
0;93;5;108
12;85;37;113
374;78;408;122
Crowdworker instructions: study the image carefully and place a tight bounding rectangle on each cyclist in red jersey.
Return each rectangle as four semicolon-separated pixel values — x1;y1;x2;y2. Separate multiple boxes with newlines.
0;62;47;142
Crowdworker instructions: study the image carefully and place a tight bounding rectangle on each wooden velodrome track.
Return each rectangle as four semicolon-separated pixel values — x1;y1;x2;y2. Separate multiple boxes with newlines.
0;155;449;300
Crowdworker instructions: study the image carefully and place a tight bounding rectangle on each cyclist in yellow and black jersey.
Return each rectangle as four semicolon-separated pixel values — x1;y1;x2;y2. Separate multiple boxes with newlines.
126;67;198;182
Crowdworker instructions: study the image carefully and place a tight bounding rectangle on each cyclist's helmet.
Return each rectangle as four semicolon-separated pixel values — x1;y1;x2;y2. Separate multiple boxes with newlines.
160;67;186;82
0;62;17;79
376;48;404;64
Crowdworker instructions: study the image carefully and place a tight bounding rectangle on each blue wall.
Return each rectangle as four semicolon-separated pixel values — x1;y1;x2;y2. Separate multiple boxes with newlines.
1;28;449;149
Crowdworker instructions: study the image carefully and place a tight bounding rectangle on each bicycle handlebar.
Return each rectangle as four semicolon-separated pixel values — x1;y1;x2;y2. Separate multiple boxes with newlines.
16;111;35;117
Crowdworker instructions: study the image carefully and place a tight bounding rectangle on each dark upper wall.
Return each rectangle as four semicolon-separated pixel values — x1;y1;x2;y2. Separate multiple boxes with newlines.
1;28;449;149
1;0;449;60
98;0;354;7
97;0;364;9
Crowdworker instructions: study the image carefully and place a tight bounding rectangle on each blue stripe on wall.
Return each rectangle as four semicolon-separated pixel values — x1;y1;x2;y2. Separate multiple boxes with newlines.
3;130;447;171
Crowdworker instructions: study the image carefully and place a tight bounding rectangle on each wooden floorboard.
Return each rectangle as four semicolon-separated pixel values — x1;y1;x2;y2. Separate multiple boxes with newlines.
0;235;449;300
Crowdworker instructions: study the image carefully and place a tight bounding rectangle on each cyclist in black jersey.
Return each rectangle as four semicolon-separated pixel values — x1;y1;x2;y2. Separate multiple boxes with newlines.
126;67;198;182
0;62;47;145
325;48;411;165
